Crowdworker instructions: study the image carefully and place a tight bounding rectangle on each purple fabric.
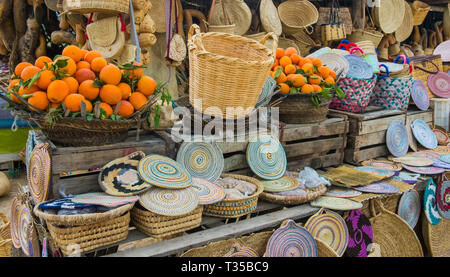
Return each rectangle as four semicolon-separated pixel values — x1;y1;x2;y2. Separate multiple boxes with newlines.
345;209;373;257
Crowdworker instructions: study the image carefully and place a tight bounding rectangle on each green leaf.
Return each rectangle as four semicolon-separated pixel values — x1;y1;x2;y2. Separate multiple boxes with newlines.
153;105;161;128
54;58;68;69
71;112;80;118
335;86;345;99
290;87;298;94
27;71;41;89
119;62;146;70
99;108;107;119
313;65;319;73
93;79;104;88
53;54;62;61
273;67;282;79
86;114;94;121
295;69;306;76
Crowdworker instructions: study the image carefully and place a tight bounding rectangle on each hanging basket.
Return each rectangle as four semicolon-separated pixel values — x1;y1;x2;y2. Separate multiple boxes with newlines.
411;1;431;26
277;0;318;35
63;0;129;14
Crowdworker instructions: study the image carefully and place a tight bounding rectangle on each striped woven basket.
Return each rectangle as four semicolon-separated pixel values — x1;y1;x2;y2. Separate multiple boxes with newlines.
203;174;264;219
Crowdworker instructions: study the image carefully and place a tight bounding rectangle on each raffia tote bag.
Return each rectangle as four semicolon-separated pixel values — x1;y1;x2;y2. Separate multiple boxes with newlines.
330;75;377;113
320;0;347;42
187;24;277;119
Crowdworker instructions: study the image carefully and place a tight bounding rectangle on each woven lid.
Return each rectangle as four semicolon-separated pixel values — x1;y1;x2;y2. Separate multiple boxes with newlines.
259;176;299;192
265;219;318;257
260;0;282;36
433;40;450;62
45;0;58;11
402;164;445;174
210;0;252;36
246;134;286;180
72;192;139;207
10;197;22;249
398;189;421;229
28;144;51;204
410;80;430;111
354;182;399;194
19;205;32;257
427;72;450;98
436;181;450;219
317;53;349;79
311;196;363;210
424;178;442;225
395;1;413;42
356;166;395;178
407;119;418;152
87;16;125;59
176;142;224;182
434;130;449;145
224;243;259;257
191;177;225;205
391;156;434;166
411;119;438;149
138;154;193;189
361;159;403;171
373;0;405;34
305;209;349;256
138;186;199;216
344;54;373;79
386;120;409;157
344;209;373;257
325;186;362;198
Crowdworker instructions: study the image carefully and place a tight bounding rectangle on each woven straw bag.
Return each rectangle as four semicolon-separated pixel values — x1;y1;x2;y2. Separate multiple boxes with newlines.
369;199;423;257
291;29;318;56
411;1;431;26
203;174;264;218
316;6;352;35
187;24;276;119
277;0;318;35
347;7;383;48
320;0;346;42
63;0;129;14
330;75;377;113
410;54;444;99
422;216;450;257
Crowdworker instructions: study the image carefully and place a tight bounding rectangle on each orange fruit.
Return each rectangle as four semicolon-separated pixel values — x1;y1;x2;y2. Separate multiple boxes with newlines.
123;61;144;80
99;102;113;119
301;63;315;75
298;57;309;67
79;49;89;60
276;48;285;59
308;74;322;85
75;68;96;84
50;103;60;109
100;84;122;105
329;70;337;79
312;85;322;92
62;77;79;94
272;66;282;74
20;66;41;81
301;84;315;93
275;72;287;84
82;99;93;112
62;45;83;62
34;56;53;69
279;83;290;94
8;79;20;91
76;61;91;71
12;85;39;103
116;100;134;118
55;56;77;76
14;62;33;76
324;76;335;84
286;74;296;82
284;47;298;57
99;64;122;85
36;70;56;90
291;54;301;65
47;80;70;103
271;59;279;71
83;50;102;63
129;92;148;111
28;91;49;112
78;80;100;101
90;57;107;72
318;66;330;79
311;57;322;67
118;83;132;100
64;93;86;112
284;64;297;75
292;74;306;88
137;76;157;96
279;56;292;68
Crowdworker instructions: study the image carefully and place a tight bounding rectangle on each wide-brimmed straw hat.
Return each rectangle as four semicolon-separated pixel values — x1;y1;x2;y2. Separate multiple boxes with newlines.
395;1;414;42
87;16;125;59
373;0;406;34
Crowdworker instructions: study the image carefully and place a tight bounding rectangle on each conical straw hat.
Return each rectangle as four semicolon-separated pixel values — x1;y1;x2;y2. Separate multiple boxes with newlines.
395;1;414;42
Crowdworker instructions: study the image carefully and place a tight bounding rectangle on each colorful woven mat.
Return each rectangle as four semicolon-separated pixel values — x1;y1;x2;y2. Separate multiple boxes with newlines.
321;166;388;188
397;189;421;229
139;186;199;216
191;177;226;205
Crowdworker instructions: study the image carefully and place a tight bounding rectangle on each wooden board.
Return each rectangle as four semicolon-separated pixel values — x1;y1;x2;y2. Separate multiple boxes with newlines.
348;114;406;136
284;137;345;158
287;152;344;171
406;109;433;124
344;145;388;165
280;117;348;142
347;130;386;150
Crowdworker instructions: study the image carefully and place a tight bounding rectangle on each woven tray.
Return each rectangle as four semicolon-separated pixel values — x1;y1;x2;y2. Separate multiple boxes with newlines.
259;184;327;205
131;205;203;237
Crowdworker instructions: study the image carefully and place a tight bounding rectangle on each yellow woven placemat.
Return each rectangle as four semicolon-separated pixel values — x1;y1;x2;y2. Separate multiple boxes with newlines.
321;166;387;187
349;178;413;203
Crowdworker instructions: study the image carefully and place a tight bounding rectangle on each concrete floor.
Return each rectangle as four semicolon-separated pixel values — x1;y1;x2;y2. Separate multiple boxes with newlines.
0;171;26;221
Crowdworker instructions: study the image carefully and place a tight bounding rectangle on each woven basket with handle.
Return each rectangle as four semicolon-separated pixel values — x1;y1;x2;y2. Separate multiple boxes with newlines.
277;0;318;35
188;24;276;119
410;54;444;99
411;1;430;26
347;6;383;47
63;0;129;14
320;0;347;42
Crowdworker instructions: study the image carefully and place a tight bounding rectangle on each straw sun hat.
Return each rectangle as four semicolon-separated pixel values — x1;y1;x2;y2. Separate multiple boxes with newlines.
86;16;125;59
373;0;406;34
395;1;413;42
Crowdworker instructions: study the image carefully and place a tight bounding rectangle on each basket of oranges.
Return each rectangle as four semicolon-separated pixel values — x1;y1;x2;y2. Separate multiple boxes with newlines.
1;45;162;147
269;47;344;124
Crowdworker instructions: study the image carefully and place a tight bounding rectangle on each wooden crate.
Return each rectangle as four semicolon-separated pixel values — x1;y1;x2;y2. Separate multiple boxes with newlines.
280;114;349;171
31;130;173;199
330;106;407;165
406;108;434;126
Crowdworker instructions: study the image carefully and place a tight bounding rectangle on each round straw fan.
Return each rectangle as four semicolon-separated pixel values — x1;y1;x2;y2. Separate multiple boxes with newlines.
28;144;51;204
386;120;409;157
411;119;438;149
395;1;413;42
373;0;405;34
10;197;22;249
424;178;442;225
19;205;33;257
139;186;199;216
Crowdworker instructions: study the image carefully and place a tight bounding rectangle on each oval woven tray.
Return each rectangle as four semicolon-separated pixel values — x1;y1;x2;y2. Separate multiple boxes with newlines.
259;184;327;205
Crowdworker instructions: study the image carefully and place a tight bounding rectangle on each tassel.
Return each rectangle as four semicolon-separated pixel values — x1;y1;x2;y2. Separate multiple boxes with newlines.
119;14;126;32
85;13;94;40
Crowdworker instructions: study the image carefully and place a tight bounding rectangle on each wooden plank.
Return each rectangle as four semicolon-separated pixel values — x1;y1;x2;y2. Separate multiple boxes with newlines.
223;154;247;172
406;110;433;123
359;109;404;121
106;204;319;257
284;137;345;158
347;130;386;149
287;152;344;171
351;114;406;136
52;173;102;198
216;141;248;154
344;145;388;165
281;119;347;142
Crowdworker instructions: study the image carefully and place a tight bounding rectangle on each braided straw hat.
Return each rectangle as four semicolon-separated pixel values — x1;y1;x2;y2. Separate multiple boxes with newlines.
395;1;414;42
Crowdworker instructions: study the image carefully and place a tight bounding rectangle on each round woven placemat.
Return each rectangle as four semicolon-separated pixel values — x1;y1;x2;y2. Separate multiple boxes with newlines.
28;144;51;204
139;186;199;216
191;177;225;205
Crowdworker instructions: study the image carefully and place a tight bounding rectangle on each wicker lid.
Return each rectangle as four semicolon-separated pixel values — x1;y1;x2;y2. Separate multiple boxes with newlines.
324;186;362;198
224;243;259;257
427;72;450;98
411;119;438;149
260;0;282;36
305;209;349;256
176;142;224;182
259;176;299;192
395;1;413;43
391;156;434;166
210;0;252;36
386;120;409;157
138;186;199;216
355;166;395;178
28;144;51;204
424;178;442;225
397;189;421;229
436;181;450;219
344;209;373;257
410;80;430;111
138;154;193;189
361;159;403;171
311;196;363;210
354;182;399;194
72;192;139;208
373;0;405;34
87;16;125;59
191;177;225;205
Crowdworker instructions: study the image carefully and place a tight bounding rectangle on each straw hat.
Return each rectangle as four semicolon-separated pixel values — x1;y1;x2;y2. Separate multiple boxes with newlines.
373;0;406;34
210;0;252;36
260;0;282;36
44;0;58;11
395;1;413;43
87;16;125;59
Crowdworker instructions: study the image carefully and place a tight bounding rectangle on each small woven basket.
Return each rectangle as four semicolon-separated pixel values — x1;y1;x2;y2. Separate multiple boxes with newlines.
131;205;203;238
347;29;384;48
274;93;332;124
203;174;264;219
188;24;276;119
63;0;129;14
371;76;414;111
259;184;327;205
411;1;430;26
0;213;10;240
277;0;318;35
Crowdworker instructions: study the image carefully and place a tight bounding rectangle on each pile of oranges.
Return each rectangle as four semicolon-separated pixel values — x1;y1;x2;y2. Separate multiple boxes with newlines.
7;45;157;119
269;47;337;94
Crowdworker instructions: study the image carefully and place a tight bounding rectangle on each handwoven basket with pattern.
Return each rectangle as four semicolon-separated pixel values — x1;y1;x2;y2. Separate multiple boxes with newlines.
410;54;444;99
260;184;327;205
131;205;203;238
203;174;264;219
63;0;129;14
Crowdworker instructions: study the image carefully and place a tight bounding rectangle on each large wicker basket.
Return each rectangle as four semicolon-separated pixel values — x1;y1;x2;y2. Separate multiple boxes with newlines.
187;24;276;119
410;54;444;99
203;174;264;218
63;0;129;14
131;205;203;238
0;213;10;241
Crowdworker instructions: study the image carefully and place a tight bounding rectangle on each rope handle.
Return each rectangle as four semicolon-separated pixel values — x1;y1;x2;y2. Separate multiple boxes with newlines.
413;59;440;74
350;46;364;55
394;55;410;65
260;32;278;59
369;198;388;218
304;25;314;35
378;64;389;79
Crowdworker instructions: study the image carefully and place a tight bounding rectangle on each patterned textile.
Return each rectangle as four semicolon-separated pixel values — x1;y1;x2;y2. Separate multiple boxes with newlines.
370;76;413;110
330;75;377;113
